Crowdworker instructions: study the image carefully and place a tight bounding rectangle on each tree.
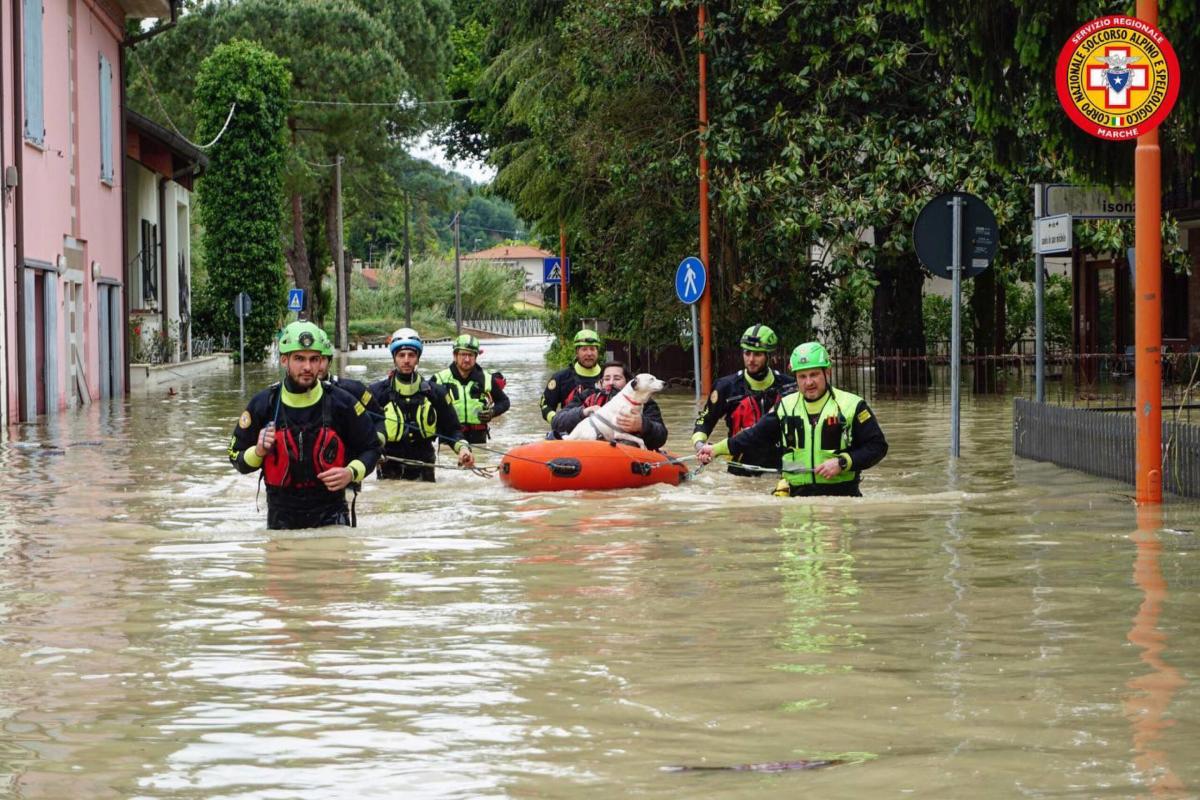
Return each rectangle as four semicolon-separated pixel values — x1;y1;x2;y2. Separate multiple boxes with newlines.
127;0;454;323
193;40;291;361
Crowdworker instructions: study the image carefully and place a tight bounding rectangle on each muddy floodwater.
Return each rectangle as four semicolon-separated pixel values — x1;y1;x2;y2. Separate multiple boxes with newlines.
1;336;1198;799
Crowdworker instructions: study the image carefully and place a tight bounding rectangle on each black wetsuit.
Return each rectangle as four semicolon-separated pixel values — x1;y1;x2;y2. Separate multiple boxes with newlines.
228;380;380;529
367;371;468;481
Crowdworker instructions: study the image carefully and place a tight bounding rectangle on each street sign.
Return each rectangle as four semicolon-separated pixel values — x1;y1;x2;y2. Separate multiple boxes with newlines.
287;288;305;313
675;257;706;305
233;292;252;319
1044;184;1134;219
1034;214;1073;254
913;192;999;279
542;257;571;284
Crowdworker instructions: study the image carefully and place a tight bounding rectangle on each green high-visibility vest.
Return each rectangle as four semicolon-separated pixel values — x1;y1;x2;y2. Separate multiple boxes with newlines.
777;388;863;487
434;368;494;425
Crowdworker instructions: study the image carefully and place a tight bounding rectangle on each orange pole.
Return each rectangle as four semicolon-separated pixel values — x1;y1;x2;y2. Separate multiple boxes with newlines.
697;4;713;396
560;222;568;321
1134;0;1162;504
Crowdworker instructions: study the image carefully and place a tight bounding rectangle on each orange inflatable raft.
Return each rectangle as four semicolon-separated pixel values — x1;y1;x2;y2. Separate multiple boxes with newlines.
499;439;688;492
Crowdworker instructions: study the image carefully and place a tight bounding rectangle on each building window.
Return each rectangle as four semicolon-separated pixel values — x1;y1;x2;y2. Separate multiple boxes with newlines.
99;54;114;182
23;0;44;146
141;220;159;304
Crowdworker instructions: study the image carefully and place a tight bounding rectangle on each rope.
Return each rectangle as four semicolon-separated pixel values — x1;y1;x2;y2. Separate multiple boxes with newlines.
379;453;497;478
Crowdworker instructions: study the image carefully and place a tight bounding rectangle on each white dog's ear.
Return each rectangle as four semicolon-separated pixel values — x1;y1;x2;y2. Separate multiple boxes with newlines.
630;377;638;390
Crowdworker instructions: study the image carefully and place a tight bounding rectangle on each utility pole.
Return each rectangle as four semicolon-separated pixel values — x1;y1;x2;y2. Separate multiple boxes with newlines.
697;3;714;396
334;153;348;352
560;222;568;320
453;212;462;334
1134;0;1162;503
403;191;412;327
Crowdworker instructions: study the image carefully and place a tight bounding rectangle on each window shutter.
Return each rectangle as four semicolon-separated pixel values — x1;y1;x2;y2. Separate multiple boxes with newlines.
99;54;113;182
23;0;44;145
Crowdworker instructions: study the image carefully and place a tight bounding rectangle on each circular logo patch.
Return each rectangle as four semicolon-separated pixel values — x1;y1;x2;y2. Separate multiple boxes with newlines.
238;410;252;429
1056;15;1179;140
547;379;557;390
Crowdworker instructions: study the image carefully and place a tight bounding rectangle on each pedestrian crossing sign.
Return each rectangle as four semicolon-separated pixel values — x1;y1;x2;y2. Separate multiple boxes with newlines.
287;288;305;313
542;257;570;284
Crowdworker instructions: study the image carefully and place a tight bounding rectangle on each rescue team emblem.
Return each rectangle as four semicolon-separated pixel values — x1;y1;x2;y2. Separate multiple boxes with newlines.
1055;15;1179;140
239;411;252;429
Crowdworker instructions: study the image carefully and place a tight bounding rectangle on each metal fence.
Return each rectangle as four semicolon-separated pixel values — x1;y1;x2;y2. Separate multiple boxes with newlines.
1013;397;1200;498
827;344;1200;422
462;318;547;337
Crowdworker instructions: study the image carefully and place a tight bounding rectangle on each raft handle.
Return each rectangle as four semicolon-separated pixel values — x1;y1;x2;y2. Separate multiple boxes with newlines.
630;462;652;477
547;457;583;478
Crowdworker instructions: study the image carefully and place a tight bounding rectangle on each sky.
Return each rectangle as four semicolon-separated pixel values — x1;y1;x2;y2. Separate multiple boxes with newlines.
409;133;496;185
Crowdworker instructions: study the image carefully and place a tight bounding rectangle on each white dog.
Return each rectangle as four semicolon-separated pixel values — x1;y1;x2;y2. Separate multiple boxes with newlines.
566;372;665;449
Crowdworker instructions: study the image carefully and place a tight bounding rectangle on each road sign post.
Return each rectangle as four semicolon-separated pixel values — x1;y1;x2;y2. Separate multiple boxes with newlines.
233;292;252;368
676;257;707;404
914;192;998;459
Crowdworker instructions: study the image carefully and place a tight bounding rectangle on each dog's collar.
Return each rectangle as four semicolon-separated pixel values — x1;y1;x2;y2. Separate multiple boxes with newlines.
625;398;642;406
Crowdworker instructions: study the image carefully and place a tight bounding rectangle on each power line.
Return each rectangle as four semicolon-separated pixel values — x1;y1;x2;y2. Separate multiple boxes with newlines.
130;53;236;150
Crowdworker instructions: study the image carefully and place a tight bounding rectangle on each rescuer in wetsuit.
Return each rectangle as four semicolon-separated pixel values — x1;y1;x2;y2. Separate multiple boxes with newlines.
228;321;381;530
692;324;795;475
540;329;604;427
367;327;474;481
697;341;888;497
429;334;510;445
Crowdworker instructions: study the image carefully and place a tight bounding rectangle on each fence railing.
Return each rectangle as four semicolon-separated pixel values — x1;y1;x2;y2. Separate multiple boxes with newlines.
462;318;547;337
828;345;1200;420
1013;398;1200;499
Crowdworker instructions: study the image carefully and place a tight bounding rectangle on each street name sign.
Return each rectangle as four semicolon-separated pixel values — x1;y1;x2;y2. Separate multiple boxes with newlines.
1035;214;1073;255
1044;185;1134;219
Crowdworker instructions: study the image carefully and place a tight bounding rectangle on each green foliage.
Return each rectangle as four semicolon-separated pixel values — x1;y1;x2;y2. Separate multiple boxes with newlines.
348;256;523;324
194;40;291;361
922;293;952;344
1004;274;1072;351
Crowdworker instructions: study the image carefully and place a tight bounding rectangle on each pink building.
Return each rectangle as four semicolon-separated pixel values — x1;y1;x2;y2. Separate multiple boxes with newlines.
2;0;172;424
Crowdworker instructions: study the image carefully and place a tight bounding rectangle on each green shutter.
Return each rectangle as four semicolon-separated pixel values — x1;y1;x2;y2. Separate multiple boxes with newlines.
99;54;113;182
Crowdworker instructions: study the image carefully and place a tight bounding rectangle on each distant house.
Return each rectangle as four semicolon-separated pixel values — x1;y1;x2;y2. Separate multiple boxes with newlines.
463;243;554;311
2;0;175;422
125;109;206;363
463;244;553;290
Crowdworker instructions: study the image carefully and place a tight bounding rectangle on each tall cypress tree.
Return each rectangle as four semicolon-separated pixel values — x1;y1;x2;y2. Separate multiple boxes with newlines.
193;40;291;361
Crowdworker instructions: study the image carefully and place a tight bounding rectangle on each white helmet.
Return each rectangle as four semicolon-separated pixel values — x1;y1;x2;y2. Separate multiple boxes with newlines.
388;327;423;355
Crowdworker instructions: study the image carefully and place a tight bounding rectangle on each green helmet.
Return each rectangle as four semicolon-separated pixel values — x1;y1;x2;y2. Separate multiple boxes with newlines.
573;329;603;349
317;328;335;357
452;334;481;354
278;320;326;354
789;341;832;372
740;324;778;352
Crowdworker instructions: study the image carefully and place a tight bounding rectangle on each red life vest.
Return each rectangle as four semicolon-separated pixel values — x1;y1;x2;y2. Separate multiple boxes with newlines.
583;390;610;408
262;387;348;488
728;379;784;435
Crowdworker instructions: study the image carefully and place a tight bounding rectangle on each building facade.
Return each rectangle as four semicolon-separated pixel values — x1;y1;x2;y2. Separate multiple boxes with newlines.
2;0;172;424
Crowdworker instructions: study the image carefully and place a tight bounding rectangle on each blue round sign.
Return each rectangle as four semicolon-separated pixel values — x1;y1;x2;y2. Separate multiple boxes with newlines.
675;257;706;305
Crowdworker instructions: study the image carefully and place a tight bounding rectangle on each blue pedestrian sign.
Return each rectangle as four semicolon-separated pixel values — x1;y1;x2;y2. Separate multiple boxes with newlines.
542;257;571;285
287;288;305;313
675;257;706;304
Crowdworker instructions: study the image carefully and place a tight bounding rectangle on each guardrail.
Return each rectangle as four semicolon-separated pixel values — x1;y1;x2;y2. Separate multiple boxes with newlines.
462;318;547;337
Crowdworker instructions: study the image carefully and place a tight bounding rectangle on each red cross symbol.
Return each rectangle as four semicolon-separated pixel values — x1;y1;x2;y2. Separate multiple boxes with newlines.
1086;46;1149;110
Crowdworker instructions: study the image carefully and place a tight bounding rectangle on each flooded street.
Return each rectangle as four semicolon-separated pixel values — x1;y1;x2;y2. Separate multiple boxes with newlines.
2;336;1198;799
